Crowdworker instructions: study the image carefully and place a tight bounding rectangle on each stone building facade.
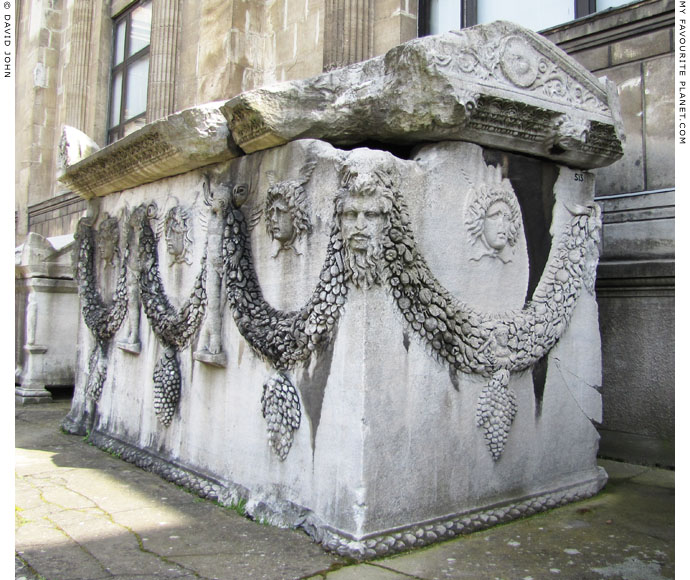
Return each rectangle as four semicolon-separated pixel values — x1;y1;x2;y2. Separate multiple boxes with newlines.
15;0;674;466
542;0;675;467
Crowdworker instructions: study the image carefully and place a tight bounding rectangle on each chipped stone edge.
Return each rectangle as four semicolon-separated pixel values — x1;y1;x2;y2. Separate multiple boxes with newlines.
79;428;607;561
221;22;624;168
57;103;241;200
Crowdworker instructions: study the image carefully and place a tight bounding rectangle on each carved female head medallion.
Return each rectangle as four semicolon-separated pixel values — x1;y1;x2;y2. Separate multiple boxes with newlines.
97;214;120;266
465;167;522;263
264;180;313;256
500;36;540;88
164;205;193;265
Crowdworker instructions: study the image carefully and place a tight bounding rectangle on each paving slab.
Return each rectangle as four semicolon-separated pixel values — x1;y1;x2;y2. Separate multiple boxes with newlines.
16;401;674;580
16;401;343;580
345;465;674;580
309;563;418;579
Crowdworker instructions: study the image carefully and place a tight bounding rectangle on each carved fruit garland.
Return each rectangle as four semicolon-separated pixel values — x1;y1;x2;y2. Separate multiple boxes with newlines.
223;196;352;459
74;218;128;400
73;167;598;457
378;186;601;459
134;204;207;426
219;169;600;461
224;200;348;369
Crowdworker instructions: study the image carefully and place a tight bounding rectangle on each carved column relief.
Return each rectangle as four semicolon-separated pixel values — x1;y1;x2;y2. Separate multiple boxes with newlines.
194;180;235;367
323;0;374;71
64;0;94;131
25;291;41;349
147;0;181;122
118;210;142;354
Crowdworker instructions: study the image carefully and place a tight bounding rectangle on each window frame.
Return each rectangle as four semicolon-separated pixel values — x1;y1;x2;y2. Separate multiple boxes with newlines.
575;0;597;18
107;0;152;144
418;0;477;36
418;1;599;36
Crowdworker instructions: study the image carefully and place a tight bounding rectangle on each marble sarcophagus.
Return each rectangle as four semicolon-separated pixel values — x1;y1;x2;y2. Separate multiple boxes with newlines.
61;21;623;559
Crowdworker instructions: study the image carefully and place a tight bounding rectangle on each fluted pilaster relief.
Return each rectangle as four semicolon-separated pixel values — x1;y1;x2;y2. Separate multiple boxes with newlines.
147;0;181;122
323;0;374;71
64;0;94;131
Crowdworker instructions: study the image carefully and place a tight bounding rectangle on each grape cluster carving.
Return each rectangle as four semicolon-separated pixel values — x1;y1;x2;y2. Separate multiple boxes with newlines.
75;161;600;460
261;373;302;460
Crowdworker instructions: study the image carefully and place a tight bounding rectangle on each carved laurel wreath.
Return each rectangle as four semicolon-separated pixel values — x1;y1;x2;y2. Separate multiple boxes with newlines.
76;164;600;461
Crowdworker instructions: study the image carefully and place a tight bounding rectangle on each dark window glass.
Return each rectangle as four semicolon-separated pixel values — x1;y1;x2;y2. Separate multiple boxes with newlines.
419;1;634;36
108;1;152;144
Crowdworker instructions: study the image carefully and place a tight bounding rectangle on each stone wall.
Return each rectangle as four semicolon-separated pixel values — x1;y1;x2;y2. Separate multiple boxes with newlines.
542;0;674;467
28;193;88;239
15;0;63;242
373;0;418;57
16;0;113;245
16;0;418;245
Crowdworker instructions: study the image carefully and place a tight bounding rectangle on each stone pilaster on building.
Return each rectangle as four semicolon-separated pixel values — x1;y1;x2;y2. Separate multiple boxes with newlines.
323;0;374;71
64;0;94;132
148;0;181;122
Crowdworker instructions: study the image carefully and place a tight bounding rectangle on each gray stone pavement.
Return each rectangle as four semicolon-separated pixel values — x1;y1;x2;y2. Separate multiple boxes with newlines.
16;400;674;580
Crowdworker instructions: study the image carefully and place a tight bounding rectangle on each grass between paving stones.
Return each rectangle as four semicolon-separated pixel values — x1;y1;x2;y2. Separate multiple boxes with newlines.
15;506;30;528
229;496;248;516
15;554;48;580
182;482;252;519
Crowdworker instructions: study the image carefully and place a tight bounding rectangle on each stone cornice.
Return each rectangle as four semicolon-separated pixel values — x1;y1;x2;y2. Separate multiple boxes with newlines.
597;258;675;285
58;104;241;199
58;21;626;201
222;21;624;168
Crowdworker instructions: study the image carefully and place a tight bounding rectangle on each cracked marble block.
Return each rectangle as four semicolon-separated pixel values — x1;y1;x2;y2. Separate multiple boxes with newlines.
62;21;622;560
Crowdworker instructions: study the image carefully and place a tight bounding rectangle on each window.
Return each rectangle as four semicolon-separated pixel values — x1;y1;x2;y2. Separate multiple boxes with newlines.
419;0;635;36
108;1;152;144
418;1;472;36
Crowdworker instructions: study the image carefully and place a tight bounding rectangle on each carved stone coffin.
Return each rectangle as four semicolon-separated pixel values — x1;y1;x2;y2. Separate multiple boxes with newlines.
63;21;621;560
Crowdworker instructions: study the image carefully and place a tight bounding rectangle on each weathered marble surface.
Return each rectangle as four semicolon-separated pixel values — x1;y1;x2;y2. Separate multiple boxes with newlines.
222;21;623;168
56;21;624;203
58;103;240;199
61;20;621;559
57;125;100;171
64;138;605;557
